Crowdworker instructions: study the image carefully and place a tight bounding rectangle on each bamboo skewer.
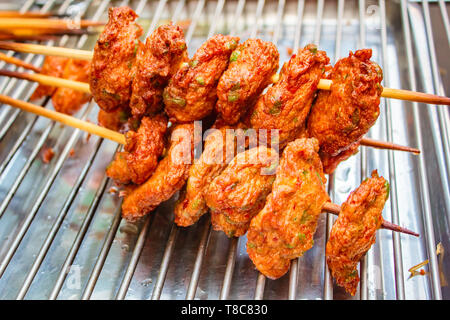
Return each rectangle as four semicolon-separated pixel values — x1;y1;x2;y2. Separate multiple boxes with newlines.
0;34;57;41
0;28;93;37
0;69;421;155
0;41;448;105
0;94;420;237
359;137;420;154
0;41;93;60
0;52;41;73
0;69;90;93
0;11;68;18
0;94;125;145
0;18;105;30
317;79;450;106
322;202;419;237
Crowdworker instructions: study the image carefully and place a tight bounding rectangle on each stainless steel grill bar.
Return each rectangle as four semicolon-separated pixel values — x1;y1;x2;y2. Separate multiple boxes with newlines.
151;224;178;299
74;0;150;300
248;0;287;301
0;0;99;176
0;0;57;136
213;0;287;301
0;0;126;299
254;273;265;300
291;0;325;300
359;0;369;300
250;0;265;38
185;0;205;44
313;0;324;45
379;0;406;300
0;0;446;300
421;0;450;208
0;0;92;138
148;0;168;34
358;0;365;49
0;0;107;260
272;0;285;45
292;0;304;53
112;0;170;300
81;203;123;300
219;237;238;299
49;171;113;299
207;0;225;39
228;0;246;35
324;175;335;300
0;121;55;218
183;0;227;300
322;0;346;301
407;4;450;224
218;0;248;301
0;103;93;277
5;0;111;300
148;0;205;300
400;0;442;300
0;0;42;73
115;214;155;300
0;0;41;89
0;104;44;175
335;0;345;60
135;0;148;14
438;0;450;44
15;137;104;299
171;0;186;24
287;0;309;301
185;223;211;299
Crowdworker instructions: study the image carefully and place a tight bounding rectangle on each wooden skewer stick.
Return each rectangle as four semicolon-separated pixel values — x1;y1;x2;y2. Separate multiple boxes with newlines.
0;34;57;42
317;79;450;106
0;94;126;145
0;11;68;18
0;69;420;155
0;94;421;238
0;41;93;60
0;41;448;106
0;52;41;73
0;69;90;93
359;137;420;154
0;18;105;30
1;28;93;37
322;202;419;237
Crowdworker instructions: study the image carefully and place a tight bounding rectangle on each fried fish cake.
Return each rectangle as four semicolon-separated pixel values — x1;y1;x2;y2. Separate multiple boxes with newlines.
30;56;68;101
90;6;143;112
130;24;188;118
97;106;130;132
205;146;279;237
326;170;388;296
247;138;329;279
106;114;168;185
174;124;238;227
121;123;195;221
52;59;91;115
246;44;329;148
307;49;383;173
216;39;279;124
164;34;239;123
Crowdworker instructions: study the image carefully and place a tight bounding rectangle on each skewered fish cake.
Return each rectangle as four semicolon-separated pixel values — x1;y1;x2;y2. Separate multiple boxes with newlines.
307;49;383;174
246;138;329;279
326;170;388;296
89;6;143;112
216;38;279;125
164;34;239;123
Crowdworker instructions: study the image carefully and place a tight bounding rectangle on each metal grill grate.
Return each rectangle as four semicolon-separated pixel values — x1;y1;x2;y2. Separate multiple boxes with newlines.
0;0;448;300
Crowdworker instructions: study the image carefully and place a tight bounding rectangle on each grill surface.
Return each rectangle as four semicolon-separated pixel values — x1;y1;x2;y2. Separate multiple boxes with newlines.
0;0;449;300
